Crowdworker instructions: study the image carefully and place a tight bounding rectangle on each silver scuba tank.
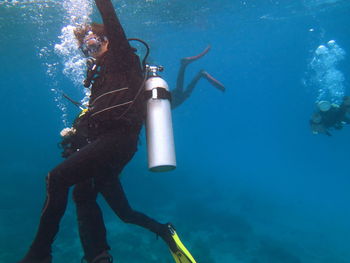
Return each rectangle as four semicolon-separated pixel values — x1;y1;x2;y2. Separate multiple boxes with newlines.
145;65;176;172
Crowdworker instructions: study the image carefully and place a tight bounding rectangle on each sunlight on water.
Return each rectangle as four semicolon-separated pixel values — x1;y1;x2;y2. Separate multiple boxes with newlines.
309;40;346;104
0;0;59;11
0;0;54;5
304;0;341;8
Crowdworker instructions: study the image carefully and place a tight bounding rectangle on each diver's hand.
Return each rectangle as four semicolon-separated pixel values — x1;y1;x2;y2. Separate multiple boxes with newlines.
60;127;77;137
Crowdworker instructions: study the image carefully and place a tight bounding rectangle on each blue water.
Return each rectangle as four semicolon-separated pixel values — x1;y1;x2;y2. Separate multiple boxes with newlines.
1;0;350;262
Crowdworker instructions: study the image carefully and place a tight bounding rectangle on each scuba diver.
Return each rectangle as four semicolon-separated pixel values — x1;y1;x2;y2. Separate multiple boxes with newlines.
60;48;224;263
60;45;224;263
310;96;350;136
17;0;199;263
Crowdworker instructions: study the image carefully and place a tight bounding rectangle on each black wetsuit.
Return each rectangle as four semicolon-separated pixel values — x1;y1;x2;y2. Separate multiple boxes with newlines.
320;106;345;129
310;101;350;136
24;0;167;261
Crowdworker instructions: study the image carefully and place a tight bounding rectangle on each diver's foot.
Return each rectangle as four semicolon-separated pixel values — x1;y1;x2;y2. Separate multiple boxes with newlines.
181;46;211;66
91;251;113;263
200;70;225;92
17;255;52;263
159;223;178;253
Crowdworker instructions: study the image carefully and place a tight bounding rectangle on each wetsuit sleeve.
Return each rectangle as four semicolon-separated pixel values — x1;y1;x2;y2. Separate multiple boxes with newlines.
95;0;132;60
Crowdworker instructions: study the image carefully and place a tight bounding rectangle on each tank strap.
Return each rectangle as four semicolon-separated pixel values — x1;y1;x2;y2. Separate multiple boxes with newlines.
144;87;172;101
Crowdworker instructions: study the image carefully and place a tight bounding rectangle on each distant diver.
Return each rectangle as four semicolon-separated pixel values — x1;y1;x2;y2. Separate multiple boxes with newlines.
17;0;198;263
310;96;350;136
171;45;225;109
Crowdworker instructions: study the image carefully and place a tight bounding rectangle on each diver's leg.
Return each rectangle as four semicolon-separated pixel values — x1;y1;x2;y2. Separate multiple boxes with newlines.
184;70;225;98
200;70;225;92
20;171;71;261
180;45;211;66
181;70;204;100
99;175;162;233
172;46;211;109
98;175;177;251
18;133;125;262
73;181;110;263
176;46;211;91
172;61;189;109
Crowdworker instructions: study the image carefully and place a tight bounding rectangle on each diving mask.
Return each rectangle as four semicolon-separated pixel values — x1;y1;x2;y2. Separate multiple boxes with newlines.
80;31;104;57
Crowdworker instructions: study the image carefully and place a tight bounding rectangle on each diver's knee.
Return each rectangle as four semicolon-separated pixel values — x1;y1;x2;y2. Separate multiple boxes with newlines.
45;172;55;188
45;169;68;192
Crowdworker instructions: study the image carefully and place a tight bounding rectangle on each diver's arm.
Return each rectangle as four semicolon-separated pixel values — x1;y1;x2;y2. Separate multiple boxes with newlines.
95;0;132;58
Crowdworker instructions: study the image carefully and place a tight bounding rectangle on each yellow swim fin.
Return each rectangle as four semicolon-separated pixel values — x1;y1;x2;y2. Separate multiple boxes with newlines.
168;225;197;263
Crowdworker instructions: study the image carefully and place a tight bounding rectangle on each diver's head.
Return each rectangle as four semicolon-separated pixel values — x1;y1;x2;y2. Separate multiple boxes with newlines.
317;100;331;112
80;31;108;57
74;23;108;58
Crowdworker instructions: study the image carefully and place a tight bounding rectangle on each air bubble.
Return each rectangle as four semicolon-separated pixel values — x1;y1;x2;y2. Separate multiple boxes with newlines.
308;40;346;104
